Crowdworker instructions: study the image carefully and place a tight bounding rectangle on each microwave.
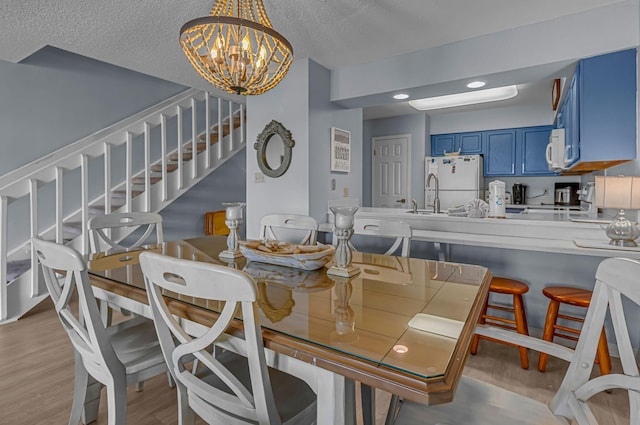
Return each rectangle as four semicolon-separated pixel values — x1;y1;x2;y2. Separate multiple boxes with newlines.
545;128;569;171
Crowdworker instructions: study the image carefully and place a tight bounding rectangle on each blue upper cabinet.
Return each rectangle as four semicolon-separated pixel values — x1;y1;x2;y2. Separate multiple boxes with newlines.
431;134;456;156
431;132;482;156
520;126;555;175
432;126;554;176
459;132;482;153
561;48;637;172
484;129;517;175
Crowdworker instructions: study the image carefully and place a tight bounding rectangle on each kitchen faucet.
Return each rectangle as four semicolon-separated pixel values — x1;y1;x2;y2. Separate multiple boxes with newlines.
426;173;440;214
411;199;418;213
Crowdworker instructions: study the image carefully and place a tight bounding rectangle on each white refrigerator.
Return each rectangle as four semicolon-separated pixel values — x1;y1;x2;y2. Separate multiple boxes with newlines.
425;155;484;210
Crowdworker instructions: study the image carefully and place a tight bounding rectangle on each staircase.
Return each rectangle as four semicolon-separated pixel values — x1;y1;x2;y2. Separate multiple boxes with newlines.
0;88;246;324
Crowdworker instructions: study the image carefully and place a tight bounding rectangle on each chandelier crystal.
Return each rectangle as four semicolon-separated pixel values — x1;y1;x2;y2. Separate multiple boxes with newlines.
180;0;293;96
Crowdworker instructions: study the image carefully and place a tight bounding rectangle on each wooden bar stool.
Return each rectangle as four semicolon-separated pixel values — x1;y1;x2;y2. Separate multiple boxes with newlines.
470;277;530;369
538;286;611;375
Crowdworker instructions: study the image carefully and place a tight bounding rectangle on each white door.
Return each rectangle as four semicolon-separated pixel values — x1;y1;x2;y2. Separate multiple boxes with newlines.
372;135;411;208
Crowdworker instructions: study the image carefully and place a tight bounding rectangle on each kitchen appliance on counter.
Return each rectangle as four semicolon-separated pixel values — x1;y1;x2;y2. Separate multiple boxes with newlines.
512;183;527;204
488;180;506;218
554;182;580;206
425;155;483;210
576;182;597;217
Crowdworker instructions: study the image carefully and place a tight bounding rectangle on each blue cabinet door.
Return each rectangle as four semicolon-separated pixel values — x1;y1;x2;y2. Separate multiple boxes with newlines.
484;130;516;175
459;132;482;154
431;134;456;156
578;48;636;164
520;126;555;175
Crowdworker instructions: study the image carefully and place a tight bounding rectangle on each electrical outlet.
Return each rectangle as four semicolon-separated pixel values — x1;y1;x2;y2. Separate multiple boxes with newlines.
254;172;265;184
343;187;349;197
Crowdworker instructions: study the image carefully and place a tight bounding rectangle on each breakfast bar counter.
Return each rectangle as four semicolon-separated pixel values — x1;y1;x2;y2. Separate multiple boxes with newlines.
321;207;640;259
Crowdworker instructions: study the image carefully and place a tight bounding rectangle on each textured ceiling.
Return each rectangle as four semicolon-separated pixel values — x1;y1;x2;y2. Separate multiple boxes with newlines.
0;0;630;115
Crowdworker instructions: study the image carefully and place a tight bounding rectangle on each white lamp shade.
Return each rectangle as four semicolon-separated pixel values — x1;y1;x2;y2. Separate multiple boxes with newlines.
595;176;640;209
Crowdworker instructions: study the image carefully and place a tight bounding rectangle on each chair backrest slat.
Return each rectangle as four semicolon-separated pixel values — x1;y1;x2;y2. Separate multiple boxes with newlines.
88;212;163;252
348;219;412;257
259;214;318;245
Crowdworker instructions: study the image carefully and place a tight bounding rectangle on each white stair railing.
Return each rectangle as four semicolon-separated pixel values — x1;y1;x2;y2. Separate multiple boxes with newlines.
0;88;245;323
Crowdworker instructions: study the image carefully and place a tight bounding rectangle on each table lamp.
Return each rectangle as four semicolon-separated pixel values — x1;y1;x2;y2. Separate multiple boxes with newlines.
595;176;640;247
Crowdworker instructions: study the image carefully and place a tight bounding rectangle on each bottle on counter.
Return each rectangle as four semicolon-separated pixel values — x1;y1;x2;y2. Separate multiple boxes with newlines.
488;180;506;218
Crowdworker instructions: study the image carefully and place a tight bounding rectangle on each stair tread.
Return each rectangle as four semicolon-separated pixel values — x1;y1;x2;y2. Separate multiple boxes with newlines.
168;151;193;161
112;189;144;198
151;163;179;172
131;176;163;184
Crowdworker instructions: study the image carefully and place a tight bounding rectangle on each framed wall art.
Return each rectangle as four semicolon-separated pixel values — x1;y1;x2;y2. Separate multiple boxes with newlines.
330;127;351;173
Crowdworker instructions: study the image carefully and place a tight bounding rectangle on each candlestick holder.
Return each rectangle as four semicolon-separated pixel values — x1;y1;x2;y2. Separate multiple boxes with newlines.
219;202;245;259
327;206;360;277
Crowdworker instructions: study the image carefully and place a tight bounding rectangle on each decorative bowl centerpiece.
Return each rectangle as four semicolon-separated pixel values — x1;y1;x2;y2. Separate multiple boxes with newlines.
239;240;335;271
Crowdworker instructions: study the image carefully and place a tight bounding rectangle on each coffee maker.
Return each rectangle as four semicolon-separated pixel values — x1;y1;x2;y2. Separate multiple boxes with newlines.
512;183;526;205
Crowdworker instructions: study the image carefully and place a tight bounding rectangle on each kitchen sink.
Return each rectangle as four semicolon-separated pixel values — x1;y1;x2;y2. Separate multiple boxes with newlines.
406;210;445;215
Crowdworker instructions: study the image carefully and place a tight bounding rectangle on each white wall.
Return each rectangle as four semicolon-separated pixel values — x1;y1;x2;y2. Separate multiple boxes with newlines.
246;59;363;238
246;60;311;239
309;60;363;222
331;1;639;103
430;103;555;134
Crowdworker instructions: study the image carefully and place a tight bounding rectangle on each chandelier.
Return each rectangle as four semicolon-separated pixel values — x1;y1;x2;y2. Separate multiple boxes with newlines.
180;0;294;96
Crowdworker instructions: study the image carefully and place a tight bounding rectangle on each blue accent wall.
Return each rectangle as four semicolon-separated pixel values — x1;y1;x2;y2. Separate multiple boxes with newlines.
1;46;188;176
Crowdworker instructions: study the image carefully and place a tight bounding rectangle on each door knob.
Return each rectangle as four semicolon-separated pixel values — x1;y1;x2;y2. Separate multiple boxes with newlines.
396;198;406;203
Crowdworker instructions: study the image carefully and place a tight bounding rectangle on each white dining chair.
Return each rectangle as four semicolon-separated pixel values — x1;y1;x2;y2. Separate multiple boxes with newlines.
32;237;168;425
391;257;640;425
88;212;164;324
348;219;412;257
139;251;318;425
259;213;319;245
88;212;164;252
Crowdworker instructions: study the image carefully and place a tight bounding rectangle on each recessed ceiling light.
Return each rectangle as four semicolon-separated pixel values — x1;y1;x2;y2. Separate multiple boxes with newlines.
408;85;518;111
393;93;409;100
466;81;486;89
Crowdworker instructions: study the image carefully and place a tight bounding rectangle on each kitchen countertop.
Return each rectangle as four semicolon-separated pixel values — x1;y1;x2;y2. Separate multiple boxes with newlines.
321;207;640;259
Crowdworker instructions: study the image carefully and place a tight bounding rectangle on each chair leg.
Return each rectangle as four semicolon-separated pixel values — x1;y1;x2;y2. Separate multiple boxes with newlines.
596;328;612;375
470;295;489;355
538;299;560;372
361;383;376;425
177;384;196;425
384;395;401;425
513;294;529;369
106;380;128;425
69;357;88;425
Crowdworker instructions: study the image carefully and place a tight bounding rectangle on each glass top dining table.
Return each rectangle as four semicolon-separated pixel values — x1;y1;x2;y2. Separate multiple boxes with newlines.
87;235;491;407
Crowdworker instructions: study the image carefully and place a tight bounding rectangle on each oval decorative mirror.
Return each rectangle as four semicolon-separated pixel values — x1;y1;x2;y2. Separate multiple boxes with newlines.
254;120;295;178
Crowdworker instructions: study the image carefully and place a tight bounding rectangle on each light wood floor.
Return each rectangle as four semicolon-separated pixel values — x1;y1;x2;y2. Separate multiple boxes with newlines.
0;299;630;424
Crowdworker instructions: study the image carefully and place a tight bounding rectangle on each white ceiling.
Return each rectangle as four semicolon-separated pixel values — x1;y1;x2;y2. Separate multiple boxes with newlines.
0;0;630;118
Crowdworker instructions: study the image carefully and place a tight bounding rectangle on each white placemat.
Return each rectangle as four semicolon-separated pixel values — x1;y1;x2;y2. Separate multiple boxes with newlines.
408;313;464;339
